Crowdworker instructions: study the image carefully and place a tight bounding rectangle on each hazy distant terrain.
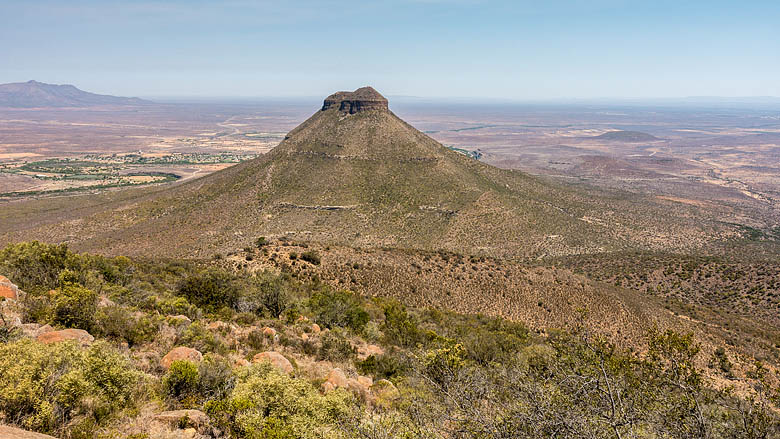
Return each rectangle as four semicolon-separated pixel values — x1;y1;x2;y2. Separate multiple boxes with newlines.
2;98;779;215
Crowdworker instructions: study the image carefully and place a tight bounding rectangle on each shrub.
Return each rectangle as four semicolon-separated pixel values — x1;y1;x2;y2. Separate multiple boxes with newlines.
162;360;200;405
0;339;140;436
0;241;72;292
177;269;239;312
308;290;369;332
95;305;160;346
255;236;269;248
300;251;321;265
205;364;352;439
356;353;406;380
198;354;235;401
177;322;228;354
247;272;290;318
381;301;422;347
317;331;356;362
52;283;98;331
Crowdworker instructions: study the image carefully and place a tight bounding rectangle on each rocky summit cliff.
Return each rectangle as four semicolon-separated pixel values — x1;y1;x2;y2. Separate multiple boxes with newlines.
0;87;722;258
321;86;389;113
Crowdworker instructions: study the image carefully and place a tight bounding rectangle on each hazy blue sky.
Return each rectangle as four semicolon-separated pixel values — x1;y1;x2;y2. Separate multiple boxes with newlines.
1;0;778;99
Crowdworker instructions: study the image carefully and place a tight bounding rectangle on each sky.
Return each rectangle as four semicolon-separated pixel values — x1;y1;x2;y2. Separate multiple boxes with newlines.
1;0;779;100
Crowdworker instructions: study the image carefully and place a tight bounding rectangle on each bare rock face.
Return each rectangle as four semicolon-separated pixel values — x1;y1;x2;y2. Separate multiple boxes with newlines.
0;275;20;300
252;351;294;374
161;346;203;369
0;424;58;439
321;86;388;114
36;328;94;345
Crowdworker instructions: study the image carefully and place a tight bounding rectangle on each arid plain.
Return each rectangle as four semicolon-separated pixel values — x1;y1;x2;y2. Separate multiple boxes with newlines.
3;100;779;228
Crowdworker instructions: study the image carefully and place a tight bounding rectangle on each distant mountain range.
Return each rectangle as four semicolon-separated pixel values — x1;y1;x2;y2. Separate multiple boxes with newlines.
0;80;152;107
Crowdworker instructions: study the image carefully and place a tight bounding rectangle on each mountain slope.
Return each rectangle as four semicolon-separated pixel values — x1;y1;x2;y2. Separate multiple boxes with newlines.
0;80;151;107
0;87;740;258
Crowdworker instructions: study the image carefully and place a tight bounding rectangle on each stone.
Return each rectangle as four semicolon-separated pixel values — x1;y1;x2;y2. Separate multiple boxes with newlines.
357;343;384;360
161;346;203;369
347;378;371;399
371;379;400;404
98;296;116;308
0;424;58;439
253;351;294;374
0;275;20;300
154;409;210;433
36;328;94;345
207;321;230;331
357;375;373;388
311;323;321;334
262;326;277;337
322;367;349;391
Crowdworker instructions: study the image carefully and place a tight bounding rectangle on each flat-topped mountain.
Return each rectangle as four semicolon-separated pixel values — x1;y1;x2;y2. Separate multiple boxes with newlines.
0;80;152;107
0;87;731;258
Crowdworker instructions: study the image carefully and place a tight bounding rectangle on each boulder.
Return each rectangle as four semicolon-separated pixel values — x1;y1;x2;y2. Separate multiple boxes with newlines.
36;328;94;345
252;351;293;374
322;367;349;392
97;296;116;308
161;346;203;369
311;323;321;334
371;379;400;406
262;326;277;337
357;375;373;388
207;321;231;332
153;409;210;433
357;344;384;360
0;275;20;300
0;424;58;439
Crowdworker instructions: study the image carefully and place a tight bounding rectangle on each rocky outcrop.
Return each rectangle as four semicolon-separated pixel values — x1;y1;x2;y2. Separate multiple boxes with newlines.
321;86;388;114
321;368;373;399
253;351;294;374
161;346;203;369
0;424;58;439
36;328;94;345
0;275;20;300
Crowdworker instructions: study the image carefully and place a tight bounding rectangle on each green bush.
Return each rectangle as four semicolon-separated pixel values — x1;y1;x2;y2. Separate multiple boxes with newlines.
198;354;235;401
356;353;406;380
0;339;141;436
0;241;72;292
308;289;369;332
300;251;321;265
177;322;229;354
162;360;200;405
52;282;98;331
317;331;356;362
95;305;160;346
177;269;239;312
205;363;352;439
238;271;291;317
381;301;422;347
